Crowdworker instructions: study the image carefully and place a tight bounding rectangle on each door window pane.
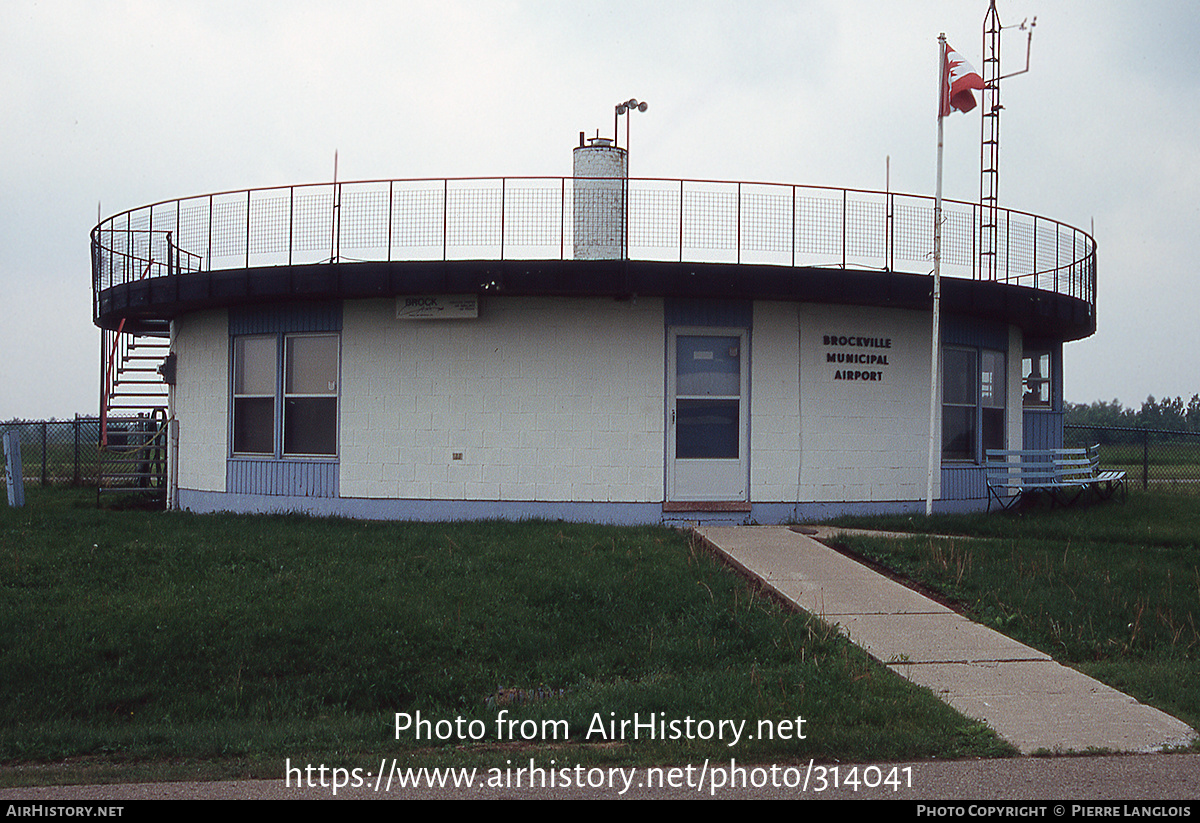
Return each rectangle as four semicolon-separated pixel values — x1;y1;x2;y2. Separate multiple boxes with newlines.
942;405;975;461
676;399;739;459
676;336;740;396
982;407;1005;453
981;351;1005;453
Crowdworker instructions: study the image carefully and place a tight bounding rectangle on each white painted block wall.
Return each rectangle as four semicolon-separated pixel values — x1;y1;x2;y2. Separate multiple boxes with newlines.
171;310;228;492
796;304;934;502
170;296;1023;512
748;301;802;501
340;296;664;503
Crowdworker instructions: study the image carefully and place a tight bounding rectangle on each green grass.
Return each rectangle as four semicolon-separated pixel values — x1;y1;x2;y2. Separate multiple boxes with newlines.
0;488;1007;786
824;489;1200;735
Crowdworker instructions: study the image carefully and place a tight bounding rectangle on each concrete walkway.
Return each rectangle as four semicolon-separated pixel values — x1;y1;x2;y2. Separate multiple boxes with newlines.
694;525;1196;755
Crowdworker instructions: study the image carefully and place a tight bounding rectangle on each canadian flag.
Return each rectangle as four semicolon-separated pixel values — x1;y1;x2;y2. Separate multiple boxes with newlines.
941;43;986;116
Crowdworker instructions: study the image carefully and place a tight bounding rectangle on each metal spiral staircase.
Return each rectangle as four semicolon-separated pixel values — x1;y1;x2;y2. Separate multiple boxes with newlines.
97;298;171;503
92;226;199;505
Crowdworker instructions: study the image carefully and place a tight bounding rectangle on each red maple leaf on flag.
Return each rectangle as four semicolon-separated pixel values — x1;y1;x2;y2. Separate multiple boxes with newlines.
941;44;986;116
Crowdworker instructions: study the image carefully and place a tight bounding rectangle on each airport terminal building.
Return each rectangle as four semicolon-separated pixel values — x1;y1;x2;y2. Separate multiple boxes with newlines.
91;137;1095;523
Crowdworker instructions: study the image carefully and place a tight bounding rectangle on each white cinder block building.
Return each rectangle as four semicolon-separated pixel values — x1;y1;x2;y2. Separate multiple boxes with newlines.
92;137;1095;523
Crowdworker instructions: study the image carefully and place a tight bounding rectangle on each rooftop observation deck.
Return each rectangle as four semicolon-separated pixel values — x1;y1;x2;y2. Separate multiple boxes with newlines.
91;176;1096;340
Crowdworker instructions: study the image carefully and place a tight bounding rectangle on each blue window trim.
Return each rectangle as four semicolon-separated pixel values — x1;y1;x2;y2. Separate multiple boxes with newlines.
942;344;1007;466
227;302;342;497
230;332;340;460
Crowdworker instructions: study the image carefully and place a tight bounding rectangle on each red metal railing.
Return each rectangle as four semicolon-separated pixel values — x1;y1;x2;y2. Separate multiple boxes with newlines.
90;176;1096;319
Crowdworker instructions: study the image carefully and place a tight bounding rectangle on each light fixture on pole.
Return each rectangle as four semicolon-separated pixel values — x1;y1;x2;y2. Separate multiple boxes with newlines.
614;98;648;155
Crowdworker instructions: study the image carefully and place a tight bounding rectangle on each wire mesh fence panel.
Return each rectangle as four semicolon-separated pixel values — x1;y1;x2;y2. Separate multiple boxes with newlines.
892;198;933;269
941;207;977;271
1065;425;1200;489
210;194;248;264
446;185;502;254
1003;215;1034;286
248;192;291;260
739;188;791;252
844;197;885;265
794;194;843;262
390;185;446;257
178;198;211;269
628;185;681;256
337;185;391;261
0;419;102;487
502;183;562;254
682;187;738;255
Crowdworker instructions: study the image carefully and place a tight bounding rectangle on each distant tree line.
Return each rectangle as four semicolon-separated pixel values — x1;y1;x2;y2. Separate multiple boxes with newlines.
1065;395;1200;433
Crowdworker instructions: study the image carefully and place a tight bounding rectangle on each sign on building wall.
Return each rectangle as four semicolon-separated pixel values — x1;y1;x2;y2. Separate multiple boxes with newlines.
396;295;479;320
823;333;892;382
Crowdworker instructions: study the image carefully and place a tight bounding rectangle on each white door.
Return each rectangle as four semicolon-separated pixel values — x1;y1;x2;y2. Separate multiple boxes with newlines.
667;328;749;502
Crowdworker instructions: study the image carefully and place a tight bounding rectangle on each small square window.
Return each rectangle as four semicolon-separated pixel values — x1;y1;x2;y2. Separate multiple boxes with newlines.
1022;351;1052;408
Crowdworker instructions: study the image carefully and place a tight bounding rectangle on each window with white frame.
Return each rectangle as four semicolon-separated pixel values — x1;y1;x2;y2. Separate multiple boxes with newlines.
232;333;339;457
232;335;276;454
943;346;1005;462
283;334;339;456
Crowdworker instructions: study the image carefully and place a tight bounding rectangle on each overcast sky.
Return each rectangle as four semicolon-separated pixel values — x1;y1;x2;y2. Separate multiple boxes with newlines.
1;0;1197;420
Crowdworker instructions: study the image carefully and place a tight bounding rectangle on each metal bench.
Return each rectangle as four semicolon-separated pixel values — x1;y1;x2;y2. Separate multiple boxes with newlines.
985;445;1127;511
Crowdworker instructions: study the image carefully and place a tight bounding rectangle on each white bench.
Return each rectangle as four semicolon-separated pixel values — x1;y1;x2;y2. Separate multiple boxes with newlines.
984;445;1126;511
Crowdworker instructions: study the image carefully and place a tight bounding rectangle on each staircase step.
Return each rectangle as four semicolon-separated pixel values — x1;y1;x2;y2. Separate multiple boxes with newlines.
102;327;172;501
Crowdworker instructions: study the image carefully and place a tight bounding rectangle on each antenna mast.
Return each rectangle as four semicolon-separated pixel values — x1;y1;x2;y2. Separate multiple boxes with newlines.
979;0;1034;281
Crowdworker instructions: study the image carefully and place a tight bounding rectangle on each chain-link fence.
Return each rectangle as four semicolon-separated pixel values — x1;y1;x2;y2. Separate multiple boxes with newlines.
8;418;1185;492
0;416;168;492
1065;424;1200;489
0;417;103;487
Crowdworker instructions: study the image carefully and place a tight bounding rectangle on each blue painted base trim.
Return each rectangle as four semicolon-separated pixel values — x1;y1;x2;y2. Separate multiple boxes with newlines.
227;459;339;497
750;498;985;523
179;490;661;525
178;490;989;524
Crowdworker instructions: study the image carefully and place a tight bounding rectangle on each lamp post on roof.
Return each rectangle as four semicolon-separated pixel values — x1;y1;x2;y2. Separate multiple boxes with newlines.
614;99;648;260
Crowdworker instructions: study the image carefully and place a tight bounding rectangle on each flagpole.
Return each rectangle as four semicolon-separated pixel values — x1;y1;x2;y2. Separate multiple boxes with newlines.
925;33;947;517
